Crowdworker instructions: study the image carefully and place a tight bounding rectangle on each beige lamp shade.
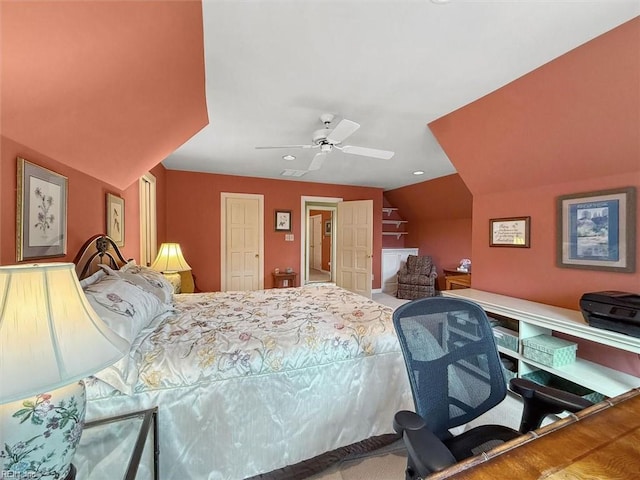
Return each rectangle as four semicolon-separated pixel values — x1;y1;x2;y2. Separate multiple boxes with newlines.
150;243;192;273
0;263;129;403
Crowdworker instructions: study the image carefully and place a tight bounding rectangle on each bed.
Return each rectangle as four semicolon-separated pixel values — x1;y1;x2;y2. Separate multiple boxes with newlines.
74;235;413;480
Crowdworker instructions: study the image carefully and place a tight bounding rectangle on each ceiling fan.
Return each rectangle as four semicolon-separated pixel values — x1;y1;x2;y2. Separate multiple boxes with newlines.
256;113;394;171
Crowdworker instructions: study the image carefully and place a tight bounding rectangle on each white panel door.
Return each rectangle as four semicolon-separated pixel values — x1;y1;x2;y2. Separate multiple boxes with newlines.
336;200;373;298
311;215;322;270
222;194;263;291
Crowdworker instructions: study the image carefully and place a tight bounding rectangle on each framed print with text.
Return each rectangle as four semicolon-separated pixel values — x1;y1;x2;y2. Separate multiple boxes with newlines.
490;216;530;248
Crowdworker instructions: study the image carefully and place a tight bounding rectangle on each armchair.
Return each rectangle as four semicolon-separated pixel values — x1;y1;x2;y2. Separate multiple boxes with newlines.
392;297;593;479
397;255;438;300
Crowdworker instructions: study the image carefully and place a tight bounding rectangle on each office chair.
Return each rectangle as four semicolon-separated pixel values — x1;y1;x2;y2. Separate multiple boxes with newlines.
392;297;593;479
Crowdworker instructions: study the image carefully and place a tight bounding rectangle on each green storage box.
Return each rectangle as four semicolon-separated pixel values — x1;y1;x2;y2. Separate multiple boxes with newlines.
493;325;519;352
522;334;577;367
521;370;606;404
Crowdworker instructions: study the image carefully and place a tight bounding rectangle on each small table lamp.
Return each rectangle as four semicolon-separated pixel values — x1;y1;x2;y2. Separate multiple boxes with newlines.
150;242;192;293
0;263;128;480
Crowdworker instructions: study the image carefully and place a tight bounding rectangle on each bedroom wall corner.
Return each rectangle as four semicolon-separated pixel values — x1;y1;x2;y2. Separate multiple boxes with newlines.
165;170;384;292
1;136;144;266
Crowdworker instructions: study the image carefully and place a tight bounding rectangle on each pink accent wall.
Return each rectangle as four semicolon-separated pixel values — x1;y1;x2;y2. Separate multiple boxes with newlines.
384;174;473;290
1;1;207;190
429;19;640;376
165;170;383;292
1;136;168;266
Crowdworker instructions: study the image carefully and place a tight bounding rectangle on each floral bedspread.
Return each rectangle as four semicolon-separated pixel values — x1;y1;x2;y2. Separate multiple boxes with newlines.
127;284;399;394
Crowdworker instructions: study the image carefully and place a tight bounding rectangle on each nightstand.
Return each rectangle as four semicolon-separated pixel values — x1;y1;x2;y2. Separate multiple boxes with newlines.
272;271;297;288
74;408;158;480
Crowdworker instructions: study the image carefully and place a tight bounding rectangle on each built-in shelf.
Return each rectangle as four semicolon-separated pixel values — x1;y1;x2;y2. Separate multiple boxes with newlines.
382;231;409;239
443;288;640;398
382;207;398;216
382;220;408;229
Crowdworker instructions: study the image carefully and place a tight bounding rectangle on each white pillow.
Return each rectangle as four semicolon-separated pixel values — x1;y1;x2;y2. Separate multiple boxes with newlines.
83;274;171;394
119;262;175;304
79;269;106;288
83;274;168;343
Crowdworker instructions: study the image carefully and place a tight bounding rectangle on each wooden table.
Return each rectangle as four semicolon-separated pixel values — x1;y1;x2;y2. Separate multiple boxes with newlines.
272;271;297;288
428;388;640;479
443;267;471;290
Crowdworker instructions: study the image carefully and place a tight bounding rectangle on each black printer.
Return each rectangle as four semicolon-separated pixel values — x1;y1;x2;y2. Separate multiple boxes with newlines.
580;291;640;338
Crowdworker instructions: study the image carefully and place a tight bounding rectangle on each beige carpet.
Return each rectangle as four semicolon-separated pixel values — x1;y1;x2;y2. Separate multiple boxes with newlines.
305;442;407;480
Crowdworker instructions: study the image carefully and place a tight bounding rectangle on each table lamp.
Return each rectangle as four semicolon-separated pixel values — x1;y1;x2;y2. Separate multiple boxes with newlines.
150;242;192;293
0;263;129;480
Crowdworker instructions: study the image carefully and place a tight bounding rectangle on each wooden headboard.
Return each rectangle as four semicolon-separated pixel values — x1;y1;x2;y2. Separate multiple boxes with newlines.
73;234;130;280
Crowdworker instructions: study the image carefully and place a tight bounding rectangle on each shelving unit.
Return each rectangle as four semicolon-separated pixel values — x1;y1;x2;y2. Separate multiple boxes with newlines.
382;231;408;239
382;219;408;228
382;207;398;216
443;288;640;398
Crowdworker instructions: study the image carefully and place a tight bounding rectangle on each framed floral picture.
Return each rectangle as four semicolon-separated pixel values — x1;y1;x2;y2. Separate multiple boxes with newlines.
275;210;292;232
557;187;635;272
106;193;125;247
16;157;68;261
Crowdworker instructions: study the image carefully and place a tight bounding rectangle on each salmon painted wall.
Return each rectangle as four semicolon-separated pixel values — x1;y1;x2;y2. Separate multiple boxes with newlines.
165;170;383;292
384;174;473;289
429;20;640;375
1;1;207;190
0;136;168;266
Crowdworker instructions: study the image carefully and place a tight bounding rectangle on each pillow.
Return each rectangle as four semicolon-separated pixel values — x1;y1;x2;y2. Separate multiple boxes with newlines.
79;269;106;288
84;274;171;394
83;274;169;344
119;261;175;304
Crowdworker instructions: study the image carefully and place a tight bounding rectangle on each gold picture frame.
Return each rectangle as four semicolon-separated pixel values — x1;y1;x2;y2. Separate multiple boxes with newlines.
16;157;68;261
106;193;125;247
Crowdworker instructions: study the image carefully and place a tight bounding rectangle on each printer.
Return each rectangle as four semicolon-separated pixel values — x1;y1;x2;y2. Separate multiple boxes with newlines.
580;291;640;338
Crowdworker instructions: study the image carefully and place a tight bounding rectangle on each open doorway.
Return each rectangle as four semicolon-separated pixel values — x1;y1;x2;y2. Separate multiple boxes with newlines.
300;196;341;285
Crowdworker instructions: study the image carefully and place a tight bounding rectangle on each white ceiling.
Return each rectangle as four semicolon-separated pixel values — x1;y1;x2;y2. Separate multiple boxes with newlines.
162;1;639;191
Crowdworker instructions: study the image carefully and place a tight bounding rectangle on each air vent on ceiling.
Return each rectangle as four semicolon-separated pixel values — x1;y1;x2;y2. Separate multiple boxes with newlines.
281;169;307;177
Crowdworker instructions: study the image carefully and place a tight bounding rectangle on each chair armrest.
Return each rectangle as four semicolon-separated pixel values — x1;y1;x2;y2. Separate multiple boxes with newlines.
428;265;437;279
509;378;594;433
393;411;457;477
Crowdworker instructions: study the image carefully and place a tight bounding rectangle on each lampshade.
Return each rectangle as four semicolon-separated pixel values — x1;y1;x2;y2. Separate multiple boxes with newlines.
150;242;191;273
0;262;129;404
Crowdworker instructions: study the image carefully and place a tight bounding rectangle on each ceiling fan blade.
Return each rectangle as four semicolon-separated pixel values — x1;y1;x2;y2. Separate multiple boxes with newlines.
308;152;327;171
341;145;394;160
255;145;315;150
327;119;360;144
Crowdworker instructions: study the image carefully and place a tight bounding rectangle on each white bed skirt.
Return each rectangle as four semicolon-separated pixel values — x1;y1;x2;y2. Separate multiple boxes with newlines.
85;351;413;480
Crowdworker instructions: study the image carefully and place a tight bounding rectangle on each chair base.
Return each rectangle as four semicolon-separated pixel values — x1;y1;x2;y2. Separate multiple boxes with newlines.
397;285;436;300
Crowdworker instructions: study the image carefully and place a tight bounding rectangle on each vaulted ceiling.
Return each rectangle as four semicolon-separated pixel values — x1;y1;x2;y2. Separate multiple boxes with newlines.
2;1;639;191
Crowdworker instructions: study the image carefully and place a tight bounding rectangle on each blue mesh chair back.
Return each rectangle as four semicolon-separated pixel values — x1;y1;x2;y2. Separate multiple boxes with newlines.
393;297;507;440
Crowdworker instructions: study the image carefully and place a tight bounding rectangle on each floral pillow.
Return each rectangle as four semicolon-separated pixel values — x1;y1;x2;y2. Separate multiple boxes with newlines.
118;261;175;304
83;274;171;394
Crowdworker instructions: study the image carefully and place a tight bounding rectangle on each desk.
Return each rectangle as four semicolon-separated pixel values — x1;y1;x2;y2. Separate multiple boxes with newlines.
272;271;297;288
428;388;640;479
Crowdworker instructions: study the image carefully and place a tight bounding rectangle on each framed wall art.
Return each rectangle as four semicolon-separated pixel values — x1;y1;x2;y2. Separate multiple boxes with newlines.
16;157;68;261
275;210;292;232
106;193;125;247
489;216;530;248
324;219;332;236
557;187;636;272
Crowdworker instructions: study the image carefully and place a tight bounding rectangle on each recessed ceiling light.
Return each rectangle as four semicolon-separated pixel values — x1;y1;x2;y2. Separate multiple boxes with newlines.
431;0;451;4
413;170;425;175
282;155;296;161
